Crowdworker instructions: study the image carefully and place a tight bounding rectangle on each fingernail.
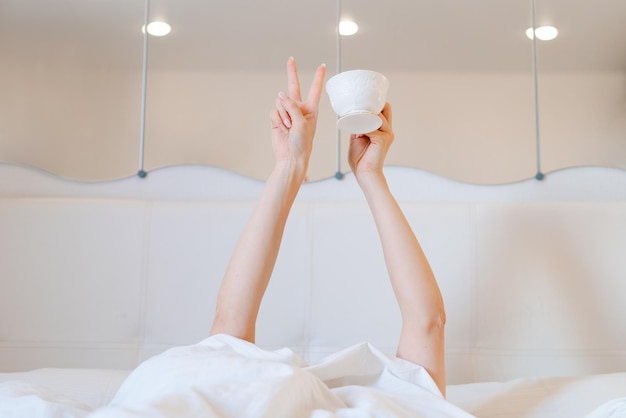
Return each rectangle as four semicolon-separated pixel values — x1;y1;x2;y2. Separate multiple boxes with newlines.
278;91;287;100
284;119;291;128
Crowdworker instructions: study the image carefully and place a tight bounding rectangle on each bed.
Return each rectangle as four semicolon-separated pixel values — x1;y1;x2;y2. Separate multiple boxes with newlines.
1;163;625;417
1;368;625;417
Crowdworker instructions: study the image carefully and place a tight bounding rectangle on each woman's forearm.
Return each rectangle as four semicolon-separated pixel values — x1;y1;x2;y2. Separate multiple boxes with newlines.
210;58;325;343
358;173;445;328
210;162;305;341
358;172;447;395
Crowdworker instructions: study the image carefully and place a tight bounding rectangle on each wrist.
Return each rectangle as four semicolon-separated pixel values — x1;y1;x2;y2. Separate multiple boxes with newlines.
355;171;390;200
272;159;308;186
355;169;386;188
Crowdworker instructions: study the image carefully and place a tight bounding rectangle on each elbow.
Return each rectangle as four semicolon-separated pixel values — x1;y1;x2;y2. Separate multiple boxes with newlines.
427;309;447;333
428;296;447;331
404;306;447;334
405;305;446;335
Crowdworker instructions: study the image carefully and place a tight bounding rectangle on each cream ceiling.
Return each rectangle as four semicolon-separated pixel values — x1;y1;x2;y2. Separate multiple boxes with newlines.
1;0;625;72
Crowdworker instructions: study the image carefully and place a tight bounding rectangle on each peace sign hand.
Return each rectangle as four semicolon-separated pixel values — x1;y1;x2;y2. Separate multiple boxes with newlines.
270;57;326;177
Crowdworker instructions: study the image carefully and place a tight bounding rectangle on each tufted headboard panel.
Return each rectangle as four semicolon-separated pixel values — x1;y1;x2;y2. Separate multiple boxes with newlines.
1;164;625;384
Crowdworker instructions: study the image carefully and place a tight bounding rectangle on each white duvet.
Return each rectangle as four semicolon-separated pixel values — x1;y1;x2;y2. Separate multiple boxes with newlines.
2;336;624;417
90;334;472;418
0;368;127;418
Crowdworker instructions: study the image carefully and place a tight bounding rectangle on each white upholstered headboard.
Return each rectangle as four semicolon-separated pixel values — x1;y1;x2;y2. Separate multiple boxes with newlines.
1;163;625;385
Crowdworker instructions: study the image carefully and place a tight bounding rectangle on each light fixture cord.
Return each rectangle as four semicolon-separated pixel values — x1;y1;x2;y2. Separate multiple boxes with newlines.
531;0;544;180
334;0;344;180
138;0;150;178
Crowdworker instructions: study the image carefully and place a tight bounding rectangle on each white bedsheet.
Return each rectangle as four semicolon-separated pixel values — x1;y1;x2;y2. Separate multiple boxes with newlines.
448;373;626;418
0;368;128;418
586;398;626;418
91;334;472;418
1;345;625;418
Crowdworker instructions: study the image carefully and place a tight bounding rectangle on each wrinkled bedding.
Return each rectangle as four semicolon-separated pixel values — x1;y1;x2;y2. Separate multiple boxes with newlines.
0;368;128;418
1;337;625;418
92;334;472;417
585;398;626;418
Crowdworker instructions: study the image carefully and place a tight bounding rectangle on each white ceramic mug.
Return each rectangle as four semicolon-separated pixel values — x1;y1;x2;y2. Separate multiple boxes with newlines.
325;69;389;134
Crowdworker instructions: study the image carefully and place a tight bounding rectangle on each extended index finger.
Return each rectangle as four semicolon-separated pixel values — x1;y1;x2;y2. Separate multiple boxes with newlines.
287;57;302;102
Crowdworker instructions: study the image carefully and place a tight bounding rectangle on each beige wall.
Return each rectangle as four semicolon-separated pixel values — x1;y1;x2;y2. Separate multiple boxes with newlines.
1;48;624;183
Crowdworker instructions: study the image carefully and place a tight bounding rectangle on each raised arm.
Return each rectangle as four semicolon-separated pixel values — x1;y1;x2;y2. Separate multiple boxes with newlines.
348;103;447;396
210;58;326;343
